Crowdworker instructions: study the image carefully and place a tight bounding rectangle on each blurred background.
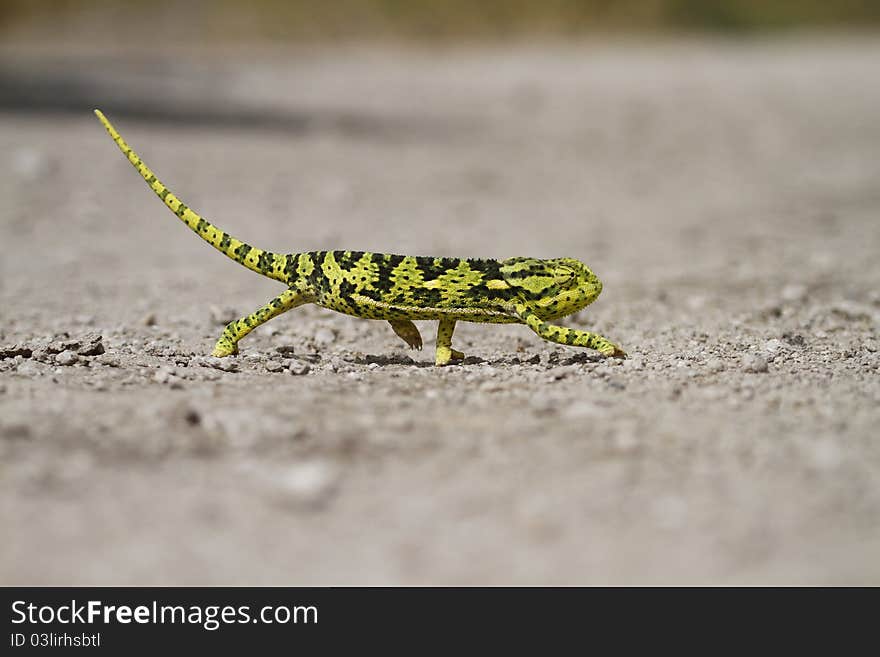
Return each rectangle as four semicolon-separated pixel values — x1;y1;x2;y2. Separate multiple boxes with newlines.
2;1;880;121
2;2;879;585
3;0;880;43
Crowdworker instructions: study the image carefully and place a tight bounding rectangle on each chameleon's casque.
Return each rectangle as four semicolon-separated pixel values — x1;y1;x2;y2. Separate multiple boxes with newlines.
94;110;625;365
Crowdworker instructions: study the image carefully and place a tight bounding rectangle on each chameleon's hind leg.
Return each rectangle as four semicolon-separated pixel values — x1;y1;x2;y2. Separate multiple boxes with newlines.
434;318;466;366
389;319;423;350
515;304;626;358
212;288;310;357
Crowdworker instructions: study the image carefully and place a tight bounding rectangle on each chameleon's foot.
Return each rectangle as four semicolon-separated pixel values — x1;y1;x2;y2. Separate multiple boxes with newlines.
599;343;627;359
434;347;466;366
211;338;239;357
389;319;423;350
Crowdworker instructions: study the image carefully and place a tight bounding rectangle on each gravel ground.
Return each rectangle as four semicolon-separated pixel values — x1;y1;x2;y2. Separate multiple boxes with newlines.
2;38;879;585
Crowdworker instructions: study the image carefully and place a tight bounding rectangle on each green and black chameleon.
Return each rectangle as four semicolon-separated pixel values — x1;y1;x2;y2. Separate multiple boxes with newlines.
95;110;625;366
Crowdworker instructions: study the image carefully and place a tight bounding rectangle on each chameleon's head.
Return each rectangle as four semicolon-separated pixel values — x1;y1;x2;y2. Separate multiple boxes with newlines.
500;257;603;319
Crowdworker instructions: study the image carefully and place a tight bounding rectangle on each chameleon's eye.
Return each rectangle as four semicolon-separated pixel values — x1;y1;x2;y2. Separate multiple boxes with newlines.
554;265;577;288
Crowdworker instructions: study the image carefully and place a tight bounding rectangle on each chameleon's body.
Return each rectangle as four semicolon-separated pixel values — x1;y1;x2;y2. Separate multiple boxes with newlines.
95;110;625;365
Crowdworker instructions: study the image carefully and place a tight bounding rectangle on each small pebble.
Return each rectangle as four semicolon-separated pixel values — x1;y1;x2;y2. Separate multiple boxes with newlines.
195;356;239;372
327;356;349;373
55;350;79;366
289;360;311;376
266;360;286;373
742;354;768;373
76;333;105;356
29;347;51;362
153;368;173;384
313;328;336;346
762;338;784;354
96;354;121;367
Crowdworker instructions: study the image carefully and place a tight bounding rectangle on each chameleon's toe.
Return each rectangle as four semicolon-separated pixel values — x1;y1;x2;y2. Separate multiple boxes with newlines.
435;347;466;366
211;339;239;358
599;343;627;359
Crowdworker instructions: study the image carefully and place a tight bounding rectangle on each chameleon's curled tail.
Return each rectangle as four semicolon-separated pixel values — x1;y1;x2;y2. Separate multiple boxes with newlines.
94;109;289;283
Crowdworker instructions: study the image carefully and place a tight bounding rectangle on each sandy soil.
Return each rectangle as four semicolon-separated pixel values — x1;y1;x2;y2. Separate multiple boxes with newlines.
2;38;879;585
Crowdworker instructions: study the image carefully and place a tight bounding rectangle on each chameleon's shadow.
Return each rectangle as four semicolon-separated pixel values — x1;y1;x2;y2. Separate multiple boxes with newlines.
355;354;432;368
553;352;607;366
354;351;606;369
355;354;487;368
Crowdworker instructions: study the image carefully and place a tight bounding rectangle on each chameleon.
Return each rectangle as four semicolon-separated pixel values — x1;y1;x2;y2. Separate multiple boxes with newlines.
94;109;626;366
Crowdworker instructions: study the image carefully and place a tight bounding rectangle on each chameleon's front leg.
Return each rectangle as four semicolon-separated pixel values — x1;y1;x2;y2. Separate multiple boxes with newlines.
434;317;466;366
388;319;423;350
212;287;311;357
515;304;626;358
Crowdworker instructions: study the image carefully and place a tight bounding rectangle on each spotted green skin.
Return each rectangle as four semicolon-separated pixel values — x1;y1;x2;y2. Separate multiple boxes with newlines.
95;110;625;365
